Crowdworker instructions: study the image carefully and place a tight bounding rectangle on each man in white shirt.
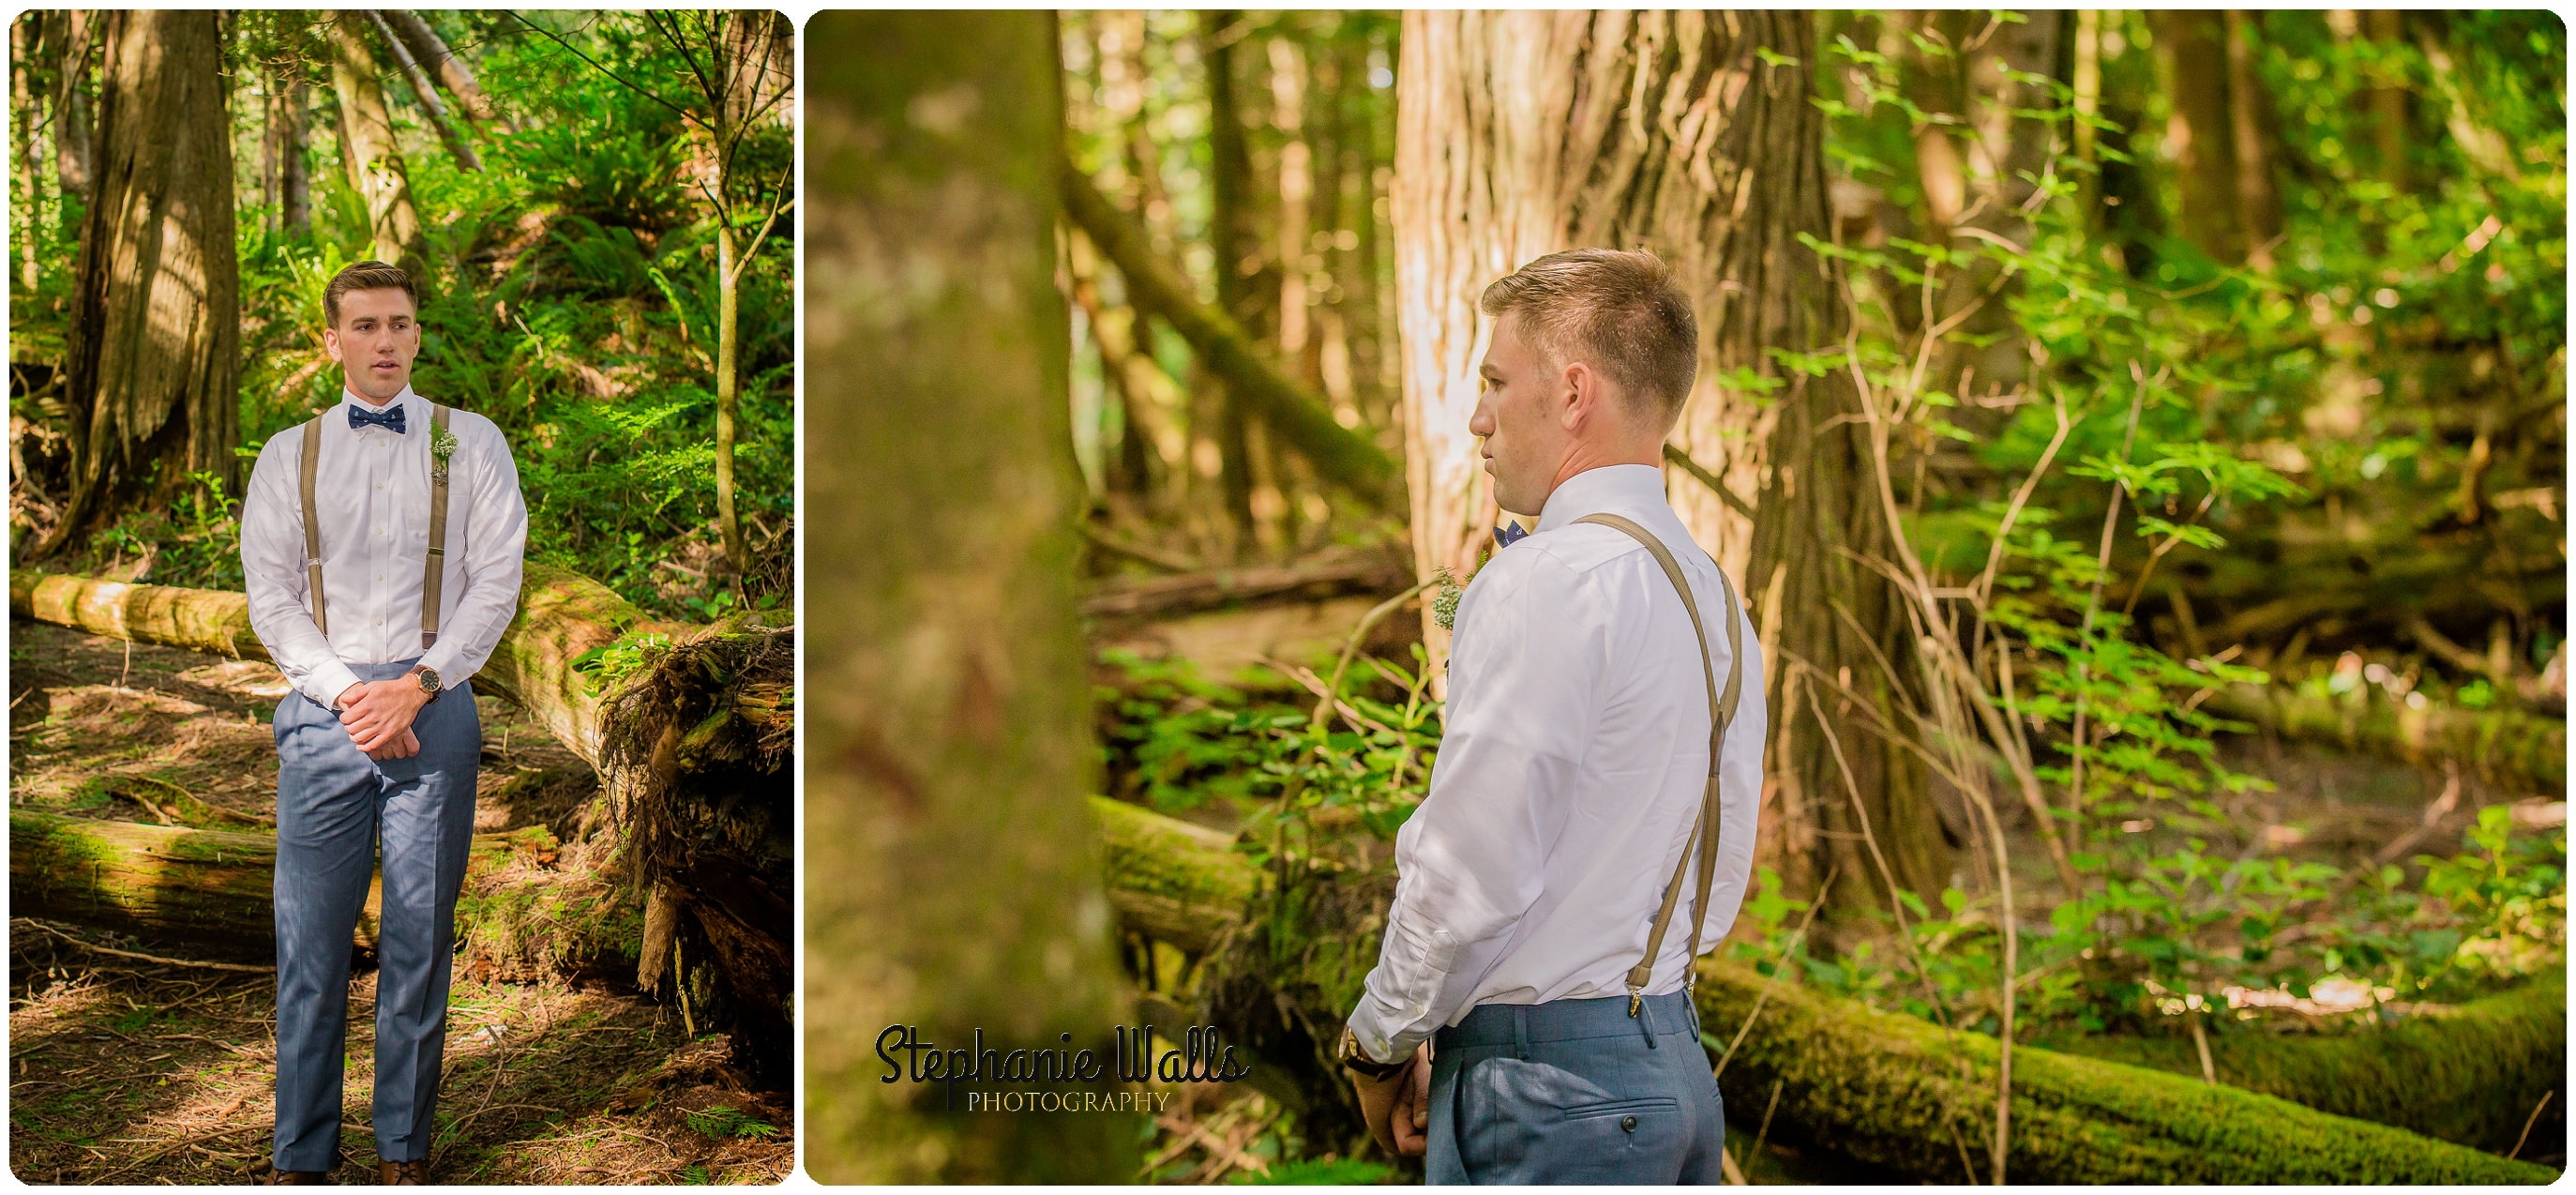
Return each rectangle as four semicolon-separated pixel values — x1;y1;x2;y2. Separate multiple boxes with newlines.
1335;249;1764;1183
238;261;528;1185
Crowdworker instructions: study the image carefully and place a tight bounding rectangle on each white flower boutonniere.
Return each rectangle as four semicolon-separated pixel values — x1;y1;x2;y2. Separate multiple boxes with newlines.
430;422;459;482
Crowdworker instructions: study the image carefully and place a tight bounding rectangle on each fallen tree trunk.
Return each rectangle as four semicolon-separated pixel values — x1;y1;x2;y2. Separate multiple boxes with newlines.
1082;551;1412;622
2036;975;2566;1157
1091;799;2560;1183
10;567;791;1079
1059;163;1404;511
2209;680;2564;792
1693;957;2553;1184
10;809;637;982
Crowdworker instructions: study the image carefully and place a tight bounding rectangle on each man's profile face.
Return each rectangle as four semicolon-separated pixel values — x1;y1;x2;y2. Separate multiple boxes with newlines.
323;288;421;403
1471;310;1573;518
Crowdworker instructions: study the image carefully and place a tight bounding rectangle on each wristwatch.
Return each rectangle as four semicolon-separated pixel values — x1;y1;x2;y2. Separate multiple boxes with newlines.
409;665;442;697
1335;1026;1409;1080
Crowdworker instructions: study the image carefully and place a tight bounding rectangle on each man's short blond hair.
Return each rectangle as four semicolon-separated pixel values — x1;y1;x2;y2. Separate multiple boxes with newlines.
323;260;418;328
1478;248;1697;428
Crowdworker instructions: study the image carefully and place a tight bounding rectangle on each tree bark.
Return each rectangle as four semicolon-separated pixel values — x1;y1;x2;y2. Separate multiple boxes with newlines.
2223;11;2284;268
361;9;477;172
260;17;313;239
1061;166;1404;509
324;8;426;277
700;10;791;588
12;14;45;294
1393;11;1802;667
803;10;1132;1182
2361;9;2410;191
1393;11;1944;906
2152;10;2246;263
51;9;95;207
380;10;514;133
1202;10;1268;552
34;10;241;561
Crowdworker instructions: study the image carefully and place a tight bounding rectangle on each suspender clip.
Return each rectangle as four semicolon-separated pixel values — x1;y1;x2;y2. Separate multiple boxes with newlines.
1627;984;1644;1018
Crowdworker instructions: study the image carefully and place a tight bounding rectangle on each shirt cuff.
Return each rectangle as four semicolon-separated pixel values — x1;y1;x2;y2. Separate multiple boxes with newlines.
303;659;367;712
1345;995;1427;1065
416;643;473;689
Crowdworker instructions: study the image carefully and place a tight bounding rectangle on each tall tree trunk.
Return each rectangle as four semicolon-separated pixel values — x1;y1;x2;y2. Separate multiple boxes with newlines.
34;10;240;560
2223;10;2284;267
13;14;45;293
2072;8;2102;216
260;18;312;238
1931;9;2063;405
1393;10;1943;908
707;9;791;589
324;9;425;277
803;10;1131;1183
2360;8;2410;191
362;8;477;172
380;9;514;133
1202;9;1265;555
51;9;95;211
2152;9;2246;264
713;218;745;588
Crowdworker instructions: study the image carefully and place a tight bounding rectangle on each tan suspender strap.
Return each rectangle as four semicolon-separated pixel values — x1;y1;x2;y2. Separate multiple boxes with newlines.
300;417;327;637
1574;512;1746;1016
420;403;451;652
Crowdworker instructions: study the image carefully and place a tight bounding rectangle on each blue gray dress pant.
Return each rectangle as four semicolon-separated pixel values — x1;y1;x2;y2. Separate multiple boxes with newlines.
270;659;478;1172
1425;990;1726;1185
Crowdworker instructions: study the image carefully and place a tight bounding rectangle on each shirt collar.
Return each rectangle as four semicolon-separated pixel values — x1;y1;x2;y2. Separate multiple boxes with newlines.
1534;463;1668;534
342;385;417;417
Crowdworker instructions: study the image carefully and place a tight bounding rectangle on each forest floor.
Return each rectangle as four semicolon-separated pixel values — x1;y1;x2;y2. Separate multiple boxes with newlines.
1092;599;2568;1183
7;622;793;1185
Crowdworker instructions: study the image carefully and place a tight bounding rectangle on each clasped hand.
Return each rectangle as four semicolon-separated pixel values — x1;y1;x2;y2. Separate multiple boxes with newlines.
337;678;429;761
1350;1043;1432;1158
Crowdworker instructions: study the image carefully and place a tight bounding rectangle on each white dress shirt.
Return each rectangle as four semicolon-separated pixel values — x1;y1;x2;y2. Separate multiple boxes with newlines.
1347;463;1766;1061
240;386;529;710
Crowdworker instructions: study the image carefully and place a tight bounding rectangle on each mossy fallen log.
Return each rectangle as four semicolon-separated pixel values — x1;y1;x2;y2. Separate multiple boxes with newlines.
9;567;791;1077
9;808;637;980
1091;799;2560;1183
2034;975;2566;1156
1091;795;1254;952
2209;680;2564;791
1695;960;2553;1184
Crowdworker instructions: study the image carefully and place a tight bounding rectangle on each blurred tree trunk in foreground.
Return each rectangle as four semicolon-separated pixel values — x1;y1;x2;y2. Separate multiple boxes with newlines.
1393;10;1944;908
803;10;1131;1184
35;10;240;560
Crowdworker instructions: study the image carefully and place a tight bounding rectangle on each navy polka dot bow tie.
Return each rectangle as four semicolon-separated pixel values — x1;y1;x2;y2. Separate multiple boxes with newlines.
1493;521;1531;550
348;403;407;433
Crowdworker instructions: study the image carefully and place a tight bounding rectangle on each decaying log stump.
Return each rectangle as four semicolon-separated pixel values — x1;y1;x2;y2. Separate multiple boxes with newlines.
9;567;791;1078
1090;799;2560;1182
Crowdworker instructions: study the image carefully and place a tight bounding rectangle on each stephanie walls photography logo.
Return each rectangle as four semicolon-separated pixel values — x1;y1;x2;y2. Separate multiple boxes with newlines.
876;1023;1254;1112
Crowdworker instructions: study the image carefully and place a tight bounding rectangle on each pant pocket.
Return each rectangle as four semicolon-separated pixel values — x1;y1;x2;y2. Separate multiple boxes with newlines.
1563;1096;1680;1123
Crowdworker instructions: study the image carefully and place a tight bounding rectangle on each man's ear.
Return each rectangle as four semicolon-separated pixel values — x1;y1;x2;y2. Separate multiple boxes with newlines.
322;326;342;362
1559;359;1594;431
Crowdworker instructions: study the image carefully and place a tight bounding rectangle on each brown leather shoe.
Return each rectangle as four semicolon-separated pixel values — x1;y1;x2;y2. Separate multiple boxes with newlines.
379;1159;431;1186
250;1163;333;1185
